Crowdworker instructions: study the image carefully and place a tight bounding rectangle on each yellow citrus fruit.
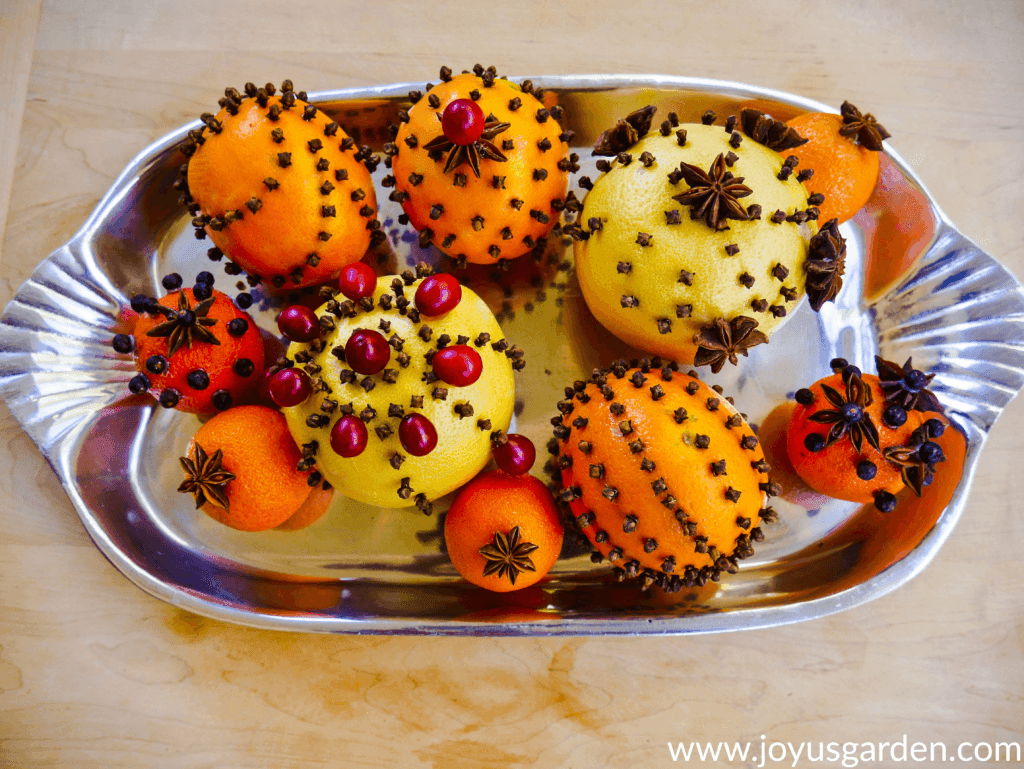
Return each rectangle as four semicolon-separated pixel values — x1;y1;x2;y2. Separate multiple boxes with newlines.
575;122;814;365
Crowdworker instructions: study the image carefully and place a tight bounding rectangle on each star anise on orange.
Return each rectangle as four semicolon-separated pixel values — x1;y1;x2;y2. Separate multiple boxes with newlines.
805;218;847;311
875;356;944;413
178;442;235;512
478;525;538;585
808;372;881;453
692;316;769;373
671;153;752;231
423;114;510;178
838;101;891;151
882;423;946;497
145;291;220;357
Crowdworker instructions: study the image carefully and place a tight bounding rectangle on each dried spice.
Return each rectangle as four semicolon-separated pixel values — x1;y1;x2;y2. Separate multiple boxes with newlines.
593;105;657;156
883;432;944;497
671;154;752;231
838;101;891;151
422;115;510;178
875;356;944;413
178;443;235;511
739;108;809;152
808;372;881;453
805;218;847;311
693;316;768;373
145;291;220;357
478;525;538;585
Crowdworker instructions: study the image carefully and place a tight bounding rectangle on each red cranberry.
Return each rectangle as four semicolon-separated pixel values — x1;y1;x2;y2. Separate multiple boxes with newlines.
278;305;320;342
493;434;536;475
414;273;462;316
345;329;391;375
441;98;485;145
399;413;438;456
338;262;377;301
330;415;368;458
432;345;482;387
267;368;312;407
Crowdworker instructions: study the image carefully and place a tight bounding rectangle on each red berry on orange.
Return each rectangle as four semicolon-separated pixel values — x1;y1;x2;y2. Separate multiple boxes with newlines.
278;305;320;342
338;262;377;301
415;274;462;316
493;434;536;475
432;345;482;387
345;329;390;375
330;415;368;458
268;368;312;407
441;98;485;145
399;413;438;456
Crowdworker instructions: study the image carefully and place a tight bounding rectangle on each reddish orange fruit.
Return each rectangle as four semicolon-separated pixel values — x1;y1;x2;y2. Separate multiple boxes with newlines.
444;470;563;592
786;363;946;511
180;405;331;532
180;80;382;289
129;287;263;414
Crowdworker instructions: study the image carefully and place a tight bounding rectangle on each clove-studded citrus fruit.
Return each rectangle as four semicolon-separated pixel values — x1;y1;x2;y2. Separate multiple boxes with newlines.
444;469;563;592
280;265;520;511
386;64;574;266
178;80;382;289
573;107;825;368
551;360;776;592
785;102;889;225
786;357;947;512
179;405;333;531
121;279;264;414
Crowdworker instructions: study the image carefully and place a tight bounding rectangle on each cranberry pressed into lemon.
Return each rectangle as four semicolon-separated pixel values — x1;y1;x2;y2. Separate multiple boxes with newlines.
345;329;391;375
278;305;320;342
493;434;536;476
338;262;377;301
432;345;482;387
414;273;462;316
441;98;486;145
330;415;368;458
399;413;438;456
267;368;312;408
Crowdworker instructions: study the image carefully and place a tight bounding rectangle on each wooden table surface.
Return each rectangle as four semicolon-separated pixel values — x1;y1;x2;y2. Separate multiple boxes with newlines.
2;1;1022;766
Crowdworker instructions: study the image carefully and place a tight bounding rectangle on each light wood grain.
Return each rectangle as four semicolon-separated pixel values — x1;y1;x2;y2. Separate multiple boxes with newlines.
0;0;41;272
2;1;1023;767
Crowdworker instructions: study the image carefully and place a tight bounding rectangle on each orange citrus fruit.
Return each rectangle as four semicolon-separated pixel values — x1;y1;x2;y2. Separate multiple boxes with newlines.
184;405;327;531
785;111;879;224
444;470;563;592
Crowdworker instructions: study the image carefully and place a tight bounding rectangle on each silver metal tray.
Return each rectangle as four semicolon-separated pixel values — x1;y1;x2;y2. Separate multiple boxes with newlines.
2;75;1023;635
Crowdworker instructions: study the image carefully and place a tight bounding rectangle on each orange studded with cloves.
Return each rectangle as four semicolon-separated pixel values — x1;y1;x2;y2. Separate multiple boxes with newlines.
387;66;573;266
553;362;775;589
180;81;381;289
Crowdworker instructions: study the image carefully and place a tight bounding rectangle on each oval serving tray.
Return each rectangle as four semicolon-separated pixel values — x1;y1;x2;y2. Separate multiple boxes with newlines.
2;75;1023;635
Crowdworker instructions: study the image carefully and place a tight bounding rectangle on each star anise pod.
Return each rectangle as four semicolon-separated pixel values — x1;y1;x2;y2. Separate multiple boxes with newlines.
145;291;220;357
875;356;944;413
422;114;510;178
593;105;658;156
882;424;946;497
805;218;847;311
807;372;881;453
178;442;236;512
478;525;538;585
739;108;809;152
693;316;769;373
838;101;890;151
672;154;752;231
